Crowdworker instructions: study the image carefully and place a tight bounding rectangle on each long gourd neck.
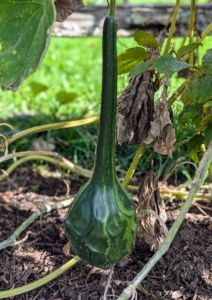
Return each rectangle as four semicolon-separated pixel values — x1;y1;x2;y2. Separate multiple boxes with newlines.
92;16;117;184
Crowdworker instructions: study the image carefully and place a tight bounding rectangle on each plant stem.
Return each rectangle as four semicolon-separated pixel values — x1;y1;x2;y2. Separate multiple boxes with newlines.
200;144;212;181
117;141;212;300
109;0;116;18
200;22;212;41
163;0;181;55
167;80;187;109
188;0;196;65
0;256;81;298
0;198;73;250
4;116;99;147
2;153;211;202
181;22;212;63
0;198;82;298
127;185;212;201
0;151;92;180
122;142;146;188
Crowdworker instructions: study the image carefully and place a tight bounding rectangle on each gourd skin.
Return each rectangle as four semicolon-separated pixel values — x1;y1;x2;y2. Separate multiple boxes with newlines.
64;16;137;270
65;178;137;270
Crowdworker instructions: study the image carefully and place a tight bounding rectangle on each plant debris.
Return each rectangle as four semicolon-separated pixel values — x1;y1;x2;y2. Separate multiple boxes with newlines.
117;71;154;145
145;77;176;157
55;0;85;22
136;170;167;251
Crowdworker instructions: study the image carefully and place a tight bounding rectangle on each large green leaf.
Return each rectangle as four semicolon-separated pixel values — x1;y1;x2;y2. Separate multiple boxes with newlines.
0;0;55;91
129;60;154;77
134;31;159;49
117;47;150;75
181;64;212;104
153;54;192;75
202;100;212;117
202;48;212;64
178;104;203;128
187;134;204;163
195;115;212;133
177;42;202;58
204;123;212;147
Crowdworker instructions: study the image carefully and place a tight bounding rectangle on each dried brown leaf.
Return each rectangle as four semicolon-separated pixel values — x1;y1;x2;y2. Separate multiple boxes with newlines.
145;80;175;157
137;171;167;251
117;71;154;145
55;0;85;22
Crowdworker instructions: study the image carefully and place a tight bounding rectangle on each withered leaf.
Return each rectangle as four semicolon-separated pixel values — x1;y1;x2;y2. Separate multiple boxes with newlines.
137;171;167;251
117;71;154;145
145;83;175;157
55;0;85;22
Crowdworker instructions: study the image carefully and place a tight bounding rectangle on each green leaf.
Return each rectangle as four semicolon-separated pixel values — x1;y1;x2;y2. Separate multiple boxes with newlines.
195;113;212;133
181;64;212;104
55;91;78;105
29;81;48;96
0;0;55;91
178;104;202;128
129;60;154;77
153;54;192;75
118;47;150;75
177;42;202;58
204;123;212;146
202;100;212;117
187;134;204;163
178;102;212;133
134;31;159;49
202;49;212;64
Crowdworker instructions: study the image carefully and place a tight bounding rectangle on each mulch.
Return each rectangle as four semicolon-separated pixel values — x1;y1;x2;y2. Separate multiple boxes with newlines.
0;169;212;300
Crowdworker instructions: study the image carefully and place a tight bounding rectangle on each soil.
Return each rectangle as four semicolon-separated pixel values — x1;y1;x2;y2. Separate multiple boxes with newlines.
0;168;212;300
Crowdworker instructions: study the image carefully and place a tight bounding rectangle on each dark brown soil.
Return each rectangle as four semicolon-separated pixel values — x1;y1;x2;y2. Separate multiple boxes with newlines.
0;169;212;300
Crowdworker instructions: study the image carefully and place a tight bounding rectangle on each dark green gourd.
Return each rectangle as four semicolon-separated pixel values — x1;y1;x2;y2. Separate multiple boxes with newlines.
64;15;137;270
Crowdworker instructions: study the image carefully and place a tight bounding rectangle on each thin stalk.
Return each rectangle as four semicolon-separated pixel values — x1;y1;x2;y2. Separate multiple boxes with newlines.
0;256;81;299
5;116;99;147
0;152;92;181
188;0;196;65
164;22;212;109
167;80;187;109
127;185;212;202
181;21;212;63
200;22;212;40
109;0;116;18
200;144;212;181
122;142;146;188
166;22;212;109
2;154;212;202
163;0;181;55
0;198;74;250
117;141;212;300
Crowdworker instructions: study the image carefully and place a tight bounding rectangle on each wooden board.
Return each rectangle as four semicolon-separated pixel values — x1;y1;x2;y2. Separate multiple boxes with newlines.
52;4;212;37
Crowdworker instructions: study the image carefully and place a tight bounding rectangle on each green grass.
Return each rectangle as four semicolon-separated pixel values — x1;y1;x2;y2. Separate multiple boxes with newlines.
1;35;211;121
0;38;102;120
